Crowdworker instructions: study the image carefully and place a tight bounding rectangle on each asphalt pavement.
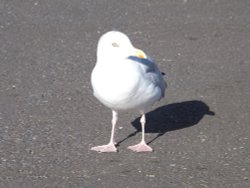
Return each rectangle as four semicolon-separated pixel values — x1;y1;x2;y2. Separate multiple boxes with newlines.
0;0;249;187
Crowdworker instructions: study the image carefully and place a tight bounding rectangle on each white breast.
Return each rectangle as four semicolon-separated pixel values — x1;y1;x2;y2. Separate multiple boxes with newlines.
91;58;162;111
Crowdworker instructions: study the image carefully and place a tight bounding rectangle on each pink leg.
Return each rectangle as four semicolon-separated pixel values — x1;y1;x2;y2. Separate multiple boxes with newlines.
91;111;118;153
128;114;153;152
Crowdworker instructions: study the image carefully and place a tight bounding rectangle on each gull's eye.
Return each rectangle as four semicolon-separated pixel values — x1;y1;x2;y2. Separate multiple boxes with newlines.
112;42;120;47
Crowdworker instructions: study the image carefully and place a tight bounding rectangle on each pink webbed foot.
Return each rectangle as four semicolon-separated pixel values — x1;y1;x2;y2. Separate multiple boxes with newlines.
128;141;153;152
91;143;117;153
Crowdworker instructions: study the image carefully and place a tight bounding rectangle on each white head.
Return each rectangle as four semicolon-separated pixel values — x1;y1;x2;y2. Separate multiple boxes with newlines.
97;31;146;62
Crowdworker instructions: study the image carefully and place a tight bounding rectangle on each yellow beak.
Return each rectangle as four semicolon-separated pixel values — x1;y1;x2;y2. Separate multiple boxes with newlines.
134;48;147;59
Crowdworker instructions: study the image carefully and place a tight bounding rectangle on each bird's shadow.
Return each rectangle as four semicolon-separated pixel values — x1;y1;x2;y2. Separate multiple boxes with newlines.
117;100;215;145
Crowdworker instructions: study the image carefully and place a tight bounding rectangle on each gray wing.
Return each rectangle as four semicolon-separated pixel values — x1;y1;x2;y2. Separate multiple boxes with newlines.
128;56;167;98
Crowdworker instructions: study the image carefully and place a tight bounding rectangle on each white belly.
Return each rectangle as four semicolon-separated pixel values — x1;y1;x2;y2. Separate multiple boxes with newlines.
91;61;161;111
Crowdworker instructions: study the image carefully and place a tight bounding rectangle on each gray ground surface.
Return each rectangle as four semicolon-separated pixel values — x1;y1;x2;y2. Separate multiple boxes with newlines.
0;0;249;187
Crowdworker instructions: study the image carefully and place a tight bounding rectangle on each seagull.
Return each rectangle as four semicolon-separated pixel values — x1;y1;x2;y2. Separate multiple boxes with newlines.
90;31;166;152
